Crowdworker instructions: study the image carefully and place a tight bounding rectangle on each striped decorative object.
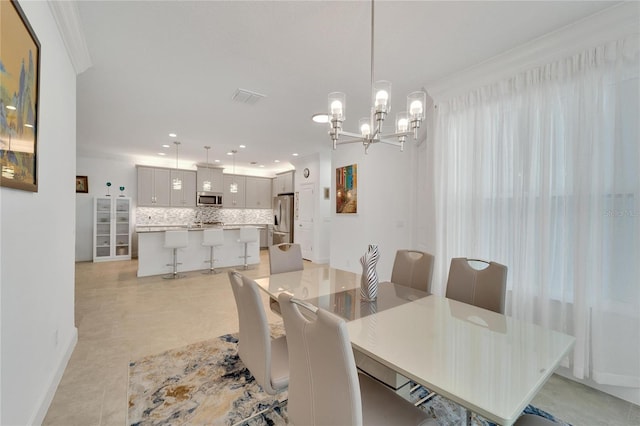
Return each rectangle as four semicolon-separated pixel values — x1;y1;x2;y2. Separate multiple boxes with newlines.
360;244;380;301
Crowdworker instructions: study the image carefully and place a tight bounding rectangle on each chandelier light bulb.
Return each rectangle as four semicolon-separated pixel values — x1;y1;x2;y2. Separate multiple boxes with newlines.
331;100;343;116
397;118;408;133
409;100;423;116
375;90;388;108
360;122;371;137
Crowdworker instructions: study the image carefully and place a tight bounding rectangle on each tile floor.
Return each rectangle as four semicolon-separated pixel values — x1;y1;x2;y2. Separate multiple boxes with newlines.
43;253;639;425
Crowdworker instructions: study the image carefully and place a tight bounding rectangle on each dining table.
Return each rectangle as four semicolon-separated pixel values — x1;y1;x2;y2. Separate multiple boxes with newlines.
253;265;576;426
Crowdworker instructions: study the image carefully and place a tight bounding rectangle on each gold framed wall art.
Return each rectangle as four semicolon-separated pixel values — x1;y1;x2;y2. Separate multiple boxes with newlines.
1;0;41;192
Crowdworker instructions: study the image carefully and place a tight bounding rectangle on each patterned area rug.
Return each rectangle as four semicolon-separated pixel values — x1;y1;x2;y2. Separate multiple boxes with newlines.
128;324;570;426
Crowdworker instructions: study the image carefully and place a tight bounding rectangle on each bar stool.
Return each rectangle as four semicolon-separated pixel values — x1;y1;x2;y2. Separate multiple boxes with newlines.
164;230;188;279
238;227;258;270
202;228;224;274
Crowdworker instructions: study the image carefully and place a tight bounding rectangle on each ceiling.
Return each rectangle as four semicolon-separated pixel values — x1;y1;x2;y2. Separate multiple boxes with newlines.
75;1;616;175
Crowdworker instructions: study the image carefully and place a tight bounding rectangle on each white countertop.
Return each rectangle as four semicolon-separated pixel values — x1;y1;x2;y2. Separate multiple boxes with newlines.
135;224;269;233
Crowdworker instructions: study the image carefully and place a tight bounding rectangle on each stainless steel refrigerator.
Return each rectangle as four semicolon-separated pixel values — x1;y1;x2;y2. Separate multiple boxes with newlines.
273;193;294;245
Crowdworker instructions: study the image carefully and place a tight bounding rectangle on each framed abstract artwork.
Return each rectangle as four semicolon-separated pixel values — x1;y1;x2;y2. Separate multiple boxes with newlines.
336;163;357;214
1;0;41;192
76;176;88;193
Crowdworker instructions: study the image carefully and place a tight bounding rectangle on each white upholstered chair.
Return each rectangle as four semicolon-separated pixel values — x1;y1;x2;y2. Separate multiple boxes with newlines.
268;243;304;275
391;250;435;293
445;257;508;314
238;227;259;270
163;230;188;279
201;228;224;274
278;292;436;426
228;271;289;395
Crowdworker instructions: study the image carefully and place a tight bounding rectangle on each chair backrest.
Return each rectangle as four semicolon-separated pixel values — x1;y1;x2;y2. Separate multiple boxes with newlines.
202;228;224;246
390;250;434;293
228;270;278;394
445;258;507;314
279;293;362;426
269;243;304;274
239;226;259;243
164;230;188;248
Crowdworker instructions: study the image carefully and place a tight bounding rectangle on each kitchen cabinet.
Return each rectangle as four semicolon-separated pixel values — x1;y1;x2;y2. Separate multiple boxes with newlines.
245;176;272;208
273;170;295;196
196;166;224;193
94;197;131;262
170;169;196;207
223;174;246;208
137;166;170;206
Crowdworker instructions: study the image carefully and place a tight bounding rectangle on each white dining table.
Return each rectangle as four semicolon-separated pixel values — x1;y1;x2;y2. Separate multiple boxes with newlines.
346;294;575;425
254;266;575;426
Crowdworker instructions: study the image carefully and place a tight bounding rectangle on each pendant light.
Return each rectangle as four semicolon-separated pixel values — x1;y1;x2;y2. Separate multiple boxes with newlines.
202;146;212;191
172;141;182;190
229;150;238;193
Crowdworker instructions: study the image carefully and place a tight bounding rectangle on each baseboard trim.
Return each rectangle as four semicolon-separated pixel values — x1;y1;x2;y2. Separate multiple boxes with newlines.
29;327;78;425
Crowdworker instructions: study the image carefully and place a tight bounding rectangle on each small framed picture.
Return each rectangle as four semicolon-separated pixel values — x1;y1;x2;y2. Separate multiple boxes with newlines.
76;176;88;193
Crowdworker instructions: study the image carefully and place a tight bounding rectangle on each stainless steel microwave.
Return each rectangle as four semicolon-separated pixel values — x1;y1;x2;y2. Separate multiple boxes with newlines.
197;192;223;207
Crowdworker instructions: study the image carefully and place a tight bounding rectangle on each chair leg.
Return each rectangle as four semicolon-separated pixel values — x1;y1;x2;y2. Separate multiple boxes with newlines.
202;246;219;274
163;248;184;279
239;242;250;270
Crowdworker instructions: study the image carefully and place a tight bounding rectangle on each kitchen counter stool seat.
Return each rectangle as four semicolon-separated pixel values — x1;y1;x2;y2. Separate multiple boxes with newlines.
163;230;189;279
202;228;225;274
238;227;258;270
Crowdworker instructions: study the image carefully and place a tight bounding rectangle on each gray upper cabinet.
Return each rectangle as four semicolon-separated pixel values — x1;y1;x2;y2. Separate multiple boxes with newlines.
245;176;272;208
273;171;295;196
170;170;196;207
196;166;224;193
137;166;171;207
223;174;246;208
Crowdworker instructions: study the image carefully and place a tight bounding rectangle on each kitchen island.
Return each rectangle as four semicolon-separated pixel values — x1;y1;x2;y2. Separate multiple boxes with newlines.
136;225;264;277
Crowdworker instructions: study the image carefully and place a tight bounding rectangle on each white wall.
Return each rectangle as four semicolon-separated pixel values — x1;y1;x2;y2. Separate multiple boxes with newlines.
292;150;332;264
329;141;416;281
75;154;138;261
0;2;78;424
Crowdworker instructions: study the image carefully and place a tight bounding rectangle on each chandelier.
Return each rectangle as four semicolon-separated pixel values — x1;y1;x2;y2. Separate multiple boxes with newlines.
327;0;426;153
229;150;238;193
202;146;212;191
172;141;182;190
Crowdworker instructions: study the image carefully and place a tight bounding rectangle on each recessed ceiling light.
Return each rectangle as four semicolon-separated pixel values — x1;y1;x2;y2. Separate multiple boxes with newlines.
214;159;220;163
169;133;177;137
239;145;246;149
312;113;329;124
158;152;166;156
162;144;170;148
259;165;265;168
227;152;234;156
274;160;280;163
292;153;299;156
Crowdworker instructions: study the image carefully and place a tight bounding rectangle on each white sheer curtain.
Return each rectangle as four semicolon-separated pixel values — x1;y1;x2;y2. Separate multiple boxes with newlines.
433;37;639;387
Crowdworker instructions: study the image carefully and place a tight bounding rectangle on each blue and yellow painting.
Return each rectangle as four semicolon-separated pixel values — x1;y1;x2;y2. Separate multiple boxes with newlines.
336;164;357;214
1;0;39;190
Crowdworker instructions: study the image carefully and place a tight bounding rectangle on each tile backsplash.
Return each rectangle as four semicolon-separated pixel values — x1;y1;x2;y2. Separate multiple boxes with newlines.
136;207;273;226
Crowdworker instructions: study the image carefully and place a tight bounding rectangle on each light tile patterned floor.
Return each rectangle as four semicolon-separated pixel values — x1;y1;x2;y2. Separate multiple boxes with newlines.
43;253;639;425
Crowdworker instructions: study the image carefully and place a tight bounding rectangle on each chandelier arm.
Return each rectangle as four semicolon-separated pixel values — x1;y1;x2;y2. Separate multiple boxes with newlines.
336;137;369;146
377;138;404;147
384;131;413;139
339;130;367;139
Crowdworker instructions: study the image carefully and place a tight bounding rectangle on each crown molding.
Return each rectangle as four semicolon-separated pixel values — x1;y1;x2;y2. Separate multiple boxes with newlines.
48;0;92;75
427;2;639;103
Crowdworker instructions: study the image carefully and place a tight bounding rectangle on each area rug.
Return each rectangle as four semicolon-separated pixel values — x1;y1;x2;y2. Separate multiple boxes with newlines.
128;323;570;426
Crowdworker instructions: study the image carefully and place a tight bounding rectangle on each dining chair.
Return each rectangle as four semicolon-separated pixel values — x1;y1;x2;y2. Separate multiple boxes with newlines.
269;243;304;274
228;271;289;396
445;257;508;314
278;292;436;426
391;249;435;293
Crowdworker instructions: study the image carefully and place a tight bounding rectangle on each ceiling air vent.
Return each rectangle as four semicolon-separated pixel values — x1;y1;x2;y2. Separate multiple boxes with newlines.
232;88;266;105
